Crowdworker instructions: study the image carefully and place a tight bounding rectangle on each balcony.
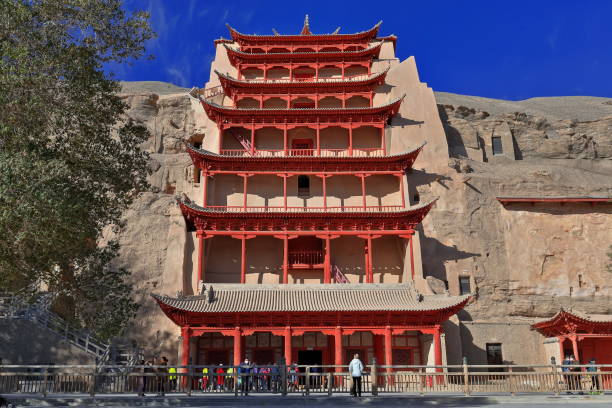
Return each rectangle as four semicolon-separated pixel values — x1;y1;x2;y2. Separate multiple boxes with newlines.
288;250;324;268
203;205;404;213
219;148;384;158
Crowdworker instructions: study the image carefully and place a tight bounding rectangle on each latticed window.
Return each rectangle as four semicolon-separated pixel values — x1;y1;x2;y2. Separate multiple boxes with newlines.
459;276;471;295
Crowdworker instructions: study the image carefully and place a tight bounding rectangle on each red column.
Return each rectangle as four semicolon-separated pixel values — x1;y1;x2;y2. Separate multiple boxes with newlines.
384;326;393;374
242;175;248;210
283;124;288;155
363;240;369;283
367;235;373;283
381;126;386;155
558;337;565;360
433;326;443;380
316;124;321;156
284;327;292;365
409;234;415;280
348;126;353;156
240;236;247;284
283;235;289;284
324;236;331;284
181;327;191;367
322;175;328;209
233;327;242;366
250;125;255;155
259;95;263;109
197;231;205;282
360;174;366;209
283;175;287;210
334;327;343;372
570;335;580;363
398;174;405;208
202;173;208;207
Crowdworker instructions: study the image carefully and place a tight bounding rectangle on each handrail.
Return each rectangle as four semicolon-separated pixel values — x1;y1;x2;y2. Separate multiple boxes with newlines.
220;148;384;158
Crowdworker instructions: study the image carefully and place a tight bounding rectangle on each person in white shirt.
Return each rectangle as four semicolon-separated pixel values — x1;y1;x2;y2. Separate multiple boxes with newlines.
348;353;364;397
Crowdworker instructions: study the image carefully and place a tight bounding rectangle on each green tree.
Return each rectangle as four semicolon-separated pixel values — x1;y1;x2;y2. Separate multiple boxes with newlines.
0;0;154;339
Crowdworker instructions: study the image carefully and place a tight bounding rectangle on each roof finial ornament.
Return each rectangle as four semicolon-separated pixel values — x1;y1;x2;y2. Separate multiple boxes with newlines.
332;26;341;34
300;14;312;35
272;28;280;35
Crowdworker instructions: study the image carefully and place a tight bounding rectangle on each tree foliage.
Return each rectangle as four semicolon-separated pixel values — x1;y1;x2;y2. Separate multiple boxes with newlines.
0;0;154;339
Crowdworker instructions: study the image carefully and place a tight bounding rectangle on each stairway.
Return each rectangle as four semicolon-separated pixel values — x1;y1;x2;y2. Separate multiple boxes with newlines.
226;128;253;154
0;293;138;369
332;264;350;283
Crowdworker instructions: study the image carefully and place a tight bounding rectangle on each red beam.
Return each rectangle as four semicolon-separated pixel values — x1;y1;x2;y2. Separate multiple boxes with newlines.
199;230;416;236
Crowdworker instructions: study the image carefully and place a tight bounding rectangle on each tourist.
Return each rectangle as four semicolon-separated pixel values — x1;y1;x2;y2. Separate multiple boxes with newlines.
156;356;168;396
226;365;234;391
288;363;298;391
215;363;225;390
201;366;209;391
144;360;155;394
239;358;252;395
562;354;574;394
168;363;177;392
270;363;280;393
587;358;600;394
348;353;364;397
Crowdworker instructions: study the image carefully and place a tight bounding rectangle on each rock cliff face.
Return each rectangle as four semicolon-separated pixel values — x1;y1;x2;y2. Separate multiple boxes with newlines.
115;82;612;359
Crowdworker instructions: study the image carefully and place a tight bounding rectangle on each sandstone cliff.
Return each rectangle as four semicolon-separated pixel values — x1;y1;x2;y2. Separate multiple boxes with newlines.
115;81;611;357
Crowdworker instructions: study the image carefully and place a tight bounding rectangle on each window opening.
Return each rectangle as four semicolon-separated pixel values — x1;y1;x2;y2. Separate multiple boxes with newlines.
492;136;503;155
486;343;503;372
459;276;471;295
413;193;420;204
298;175;310;197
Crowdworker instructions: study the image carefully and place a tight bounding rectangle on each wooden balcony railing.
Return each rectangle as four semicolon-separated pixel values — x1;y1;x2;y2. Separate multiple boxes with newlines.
220;148;384;158
288;250;324;265
204;205;403;213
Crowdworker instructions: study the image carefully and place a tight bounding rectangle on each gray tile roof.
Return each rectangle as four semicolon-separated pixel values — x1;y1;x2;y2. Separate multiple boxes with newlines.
153;283;468;313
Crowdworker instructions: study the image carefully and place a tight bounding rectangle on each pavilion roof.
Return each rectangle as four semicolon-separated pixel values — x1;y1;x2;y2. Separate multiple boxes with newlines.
532;309;612;337
215;68;389;94
185;142;425;172
199;94;404;123
152;283;469;314
223;42;382;65
225;21;382;45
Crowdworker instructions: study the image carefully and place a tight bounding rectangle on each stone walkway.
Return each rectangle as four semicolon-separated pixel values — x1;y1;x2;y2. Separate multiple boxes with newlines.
1;393;611;407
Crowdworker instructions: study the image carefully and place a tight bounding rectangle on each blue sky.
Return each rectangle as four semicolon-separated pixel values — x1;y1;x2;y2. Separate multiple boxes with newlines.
110;0;612;100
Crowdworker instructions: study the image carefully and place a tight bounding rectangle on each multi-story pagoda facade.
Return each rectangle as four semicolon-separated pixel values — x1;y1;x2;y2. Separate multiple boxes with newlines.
154;17;468;371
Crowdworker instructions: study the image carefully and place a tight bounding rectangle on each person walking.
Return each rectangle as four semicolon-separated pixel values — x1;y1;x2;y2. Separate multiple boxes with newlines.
348;353;364;397
156;356;169;396
215;363;225;391
168;364;177;392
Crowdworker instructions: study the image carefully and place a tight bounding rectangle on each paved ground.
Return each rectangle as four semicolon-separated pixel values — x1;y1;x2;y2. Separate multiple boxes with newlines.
2;393;612;407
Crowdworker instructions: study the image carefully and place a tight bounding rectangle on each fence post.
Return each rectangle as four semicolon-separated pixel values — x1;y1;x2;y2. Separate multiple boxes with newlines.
508;366;515;396
90;364;97;397
42;366;48;398
280;358;287;396
371;357;378;396
234;366;239;397
551;363;560;396
462;358;469;396
187;364;192;397
305;367;310;396
327;372;333;396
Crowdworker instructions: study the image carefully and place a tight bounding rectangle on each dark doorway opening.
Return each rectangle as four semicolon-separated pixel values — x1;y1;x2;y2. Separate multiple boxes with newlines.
298;350;323;366
252;349;275;365
206;350;229;366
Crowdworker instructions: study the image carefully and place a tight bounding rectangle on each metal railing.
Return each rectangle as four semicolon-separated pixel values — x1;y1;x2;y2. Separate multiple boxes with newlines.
203;205;404;213
220;148;384;158
2;364;610;396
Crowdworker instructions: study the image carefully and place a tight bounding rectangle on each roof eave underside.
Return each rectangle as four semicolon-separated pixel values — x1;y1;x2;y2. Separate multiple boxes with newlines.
224;42;382;62
532;310;612;336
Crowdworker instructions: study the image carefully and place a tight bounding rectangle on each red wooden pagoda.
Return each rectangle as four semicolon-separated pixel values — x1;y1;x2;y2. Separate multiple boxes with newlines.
155;18;468;373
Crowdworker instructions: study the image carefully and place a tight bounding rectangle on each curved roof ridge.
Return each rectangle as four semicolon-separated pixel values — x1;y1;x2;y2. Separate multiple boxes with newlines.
199;93;405;112
223;41;382;57
225;21;382;40
179;195;437;215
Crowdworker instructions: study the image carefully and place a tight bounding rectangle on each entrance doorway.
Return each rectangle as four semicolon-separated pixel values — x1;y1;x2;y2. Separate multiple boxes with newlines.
205;350;229;365
298;350;323;365
252;349;275;365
